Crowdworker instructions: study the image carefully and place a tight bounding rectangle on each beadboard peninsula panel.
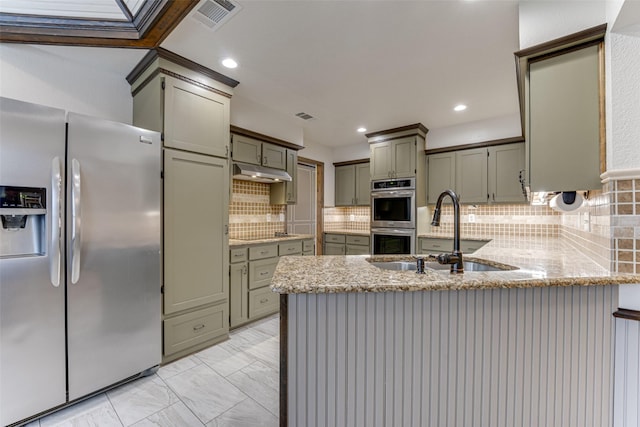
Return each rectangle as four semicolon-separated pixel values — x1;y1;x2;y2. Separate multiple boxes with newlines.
287;286;617;427
614;317;640;427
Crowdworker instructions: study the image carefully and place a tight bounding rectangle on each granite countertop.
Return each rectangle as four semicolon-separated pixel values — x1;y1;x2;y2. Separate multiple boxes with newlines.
271;236;640;294
229;234;315;247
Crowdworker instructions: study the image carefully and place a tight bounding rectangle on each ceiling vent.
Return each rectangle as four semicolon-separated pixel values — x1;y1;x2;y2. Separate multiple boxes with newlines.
192;0;241;31
295;112;315;121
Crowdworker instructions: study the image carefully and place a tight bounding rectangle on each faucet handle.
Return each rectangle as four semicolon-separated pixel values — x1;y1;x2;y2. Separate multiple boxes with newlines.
436;253;461;265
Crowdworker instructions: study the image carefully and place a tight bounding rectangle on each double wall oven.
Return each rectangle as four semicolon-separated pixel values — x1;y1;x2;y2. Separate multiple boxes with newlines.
370;178;416;254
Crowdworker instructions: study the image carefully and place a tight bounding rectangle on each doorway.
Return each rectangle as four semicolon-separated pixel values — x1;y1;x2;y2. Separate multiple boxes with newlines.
287;158;324;254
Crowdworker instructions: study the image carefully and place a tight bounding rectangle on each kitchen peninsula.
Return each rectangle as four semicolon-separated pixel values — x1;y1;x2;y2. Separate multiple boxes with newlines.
272;237;640;427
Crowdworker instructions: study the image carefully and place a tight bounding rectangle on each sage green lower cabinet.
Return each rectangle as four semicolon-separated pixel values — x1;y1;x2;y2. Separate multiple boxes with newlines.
418;237;490;254
324;233;369;255
346;234;370;255
229;248;248;328
229;239;311;328
163;304;228;358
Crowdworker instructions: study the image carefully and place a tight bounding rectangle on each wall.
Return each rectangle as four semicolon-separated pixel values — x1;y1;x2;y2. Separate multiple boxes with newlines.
0;44;144;123
426;113;522;150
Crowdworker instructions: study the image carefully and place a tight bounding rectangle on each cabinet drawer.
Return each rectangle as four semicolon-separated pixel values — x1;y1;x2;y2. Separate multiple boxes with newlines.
346;244;369;255
249;244;278;260
163;304;228;356
303;239;315;252
230;248;247;263
279;241;303;256
324;242;345;255
346;235;370;246
303;250;314;256
461;239;490;253
419;238;451;253
325;233;346;244
249;287;280;319
249;257;279;290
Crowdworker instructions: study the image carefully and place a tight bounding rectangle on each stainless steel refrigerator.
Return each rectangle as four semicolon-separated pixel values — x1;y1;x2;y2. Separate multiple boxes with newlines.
0;97;161;426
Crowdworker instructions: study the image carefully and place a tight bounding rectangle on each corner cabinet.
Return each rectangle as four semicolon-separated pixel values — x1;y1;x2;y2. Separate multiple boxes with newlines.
128;48;237;363
334;161;370;206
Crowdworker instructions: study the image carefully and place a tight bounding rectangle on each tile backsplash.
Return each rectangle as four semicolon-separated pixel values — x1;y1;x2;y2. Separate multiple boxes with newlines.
323;206;370;232
229;180;286;240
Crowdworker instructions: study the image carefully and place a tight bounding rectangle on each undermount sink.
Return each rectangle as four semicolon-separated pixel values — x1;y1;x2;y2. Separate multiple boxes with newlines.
371;260;508;272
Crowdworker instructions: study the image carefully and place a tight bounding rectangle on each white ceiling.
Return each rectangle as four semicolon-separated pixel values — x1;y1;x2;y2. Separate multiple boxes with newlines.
162;0;522;147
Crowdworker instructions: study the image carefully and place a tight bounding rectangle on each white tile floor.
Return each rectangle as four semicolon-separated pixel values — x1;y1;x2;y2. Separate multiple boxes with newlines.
26;315;280;427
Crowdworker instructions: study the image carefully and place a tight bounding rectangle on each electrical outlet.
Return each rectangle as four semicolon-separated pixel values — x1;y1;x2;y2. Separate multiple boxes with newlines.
349;214;356;222
468;214;476;223
279;213;285;222
266;213;272;222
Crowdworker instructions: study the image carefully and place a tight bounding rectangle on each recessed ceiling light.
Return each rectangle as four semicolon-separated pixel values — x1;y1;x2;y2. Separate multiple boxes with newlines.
454;104;467;112
357;127;367;133
222;58;238;69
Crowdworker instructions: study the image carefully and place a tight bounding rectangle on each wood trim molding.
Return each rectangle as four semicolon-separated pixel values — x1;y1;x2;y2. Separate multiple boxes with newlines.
279;294;289;426
613;309;640;322
333;158;369;167
425;136;525;155
127;48;239;89
297;156;325;255
514;24;607;59
230;126;303;151
0;1;196;48
365;123;429;139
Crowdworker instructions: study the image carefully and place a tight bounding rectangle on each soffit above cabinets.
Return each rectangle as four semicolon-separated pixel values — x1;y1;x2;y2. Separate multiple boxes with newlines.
0;0;197;47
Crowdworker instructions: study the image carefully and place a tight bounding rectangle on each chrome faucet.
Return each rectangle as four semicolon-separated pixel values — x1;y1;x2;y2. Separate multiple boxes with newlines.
430;189;463;274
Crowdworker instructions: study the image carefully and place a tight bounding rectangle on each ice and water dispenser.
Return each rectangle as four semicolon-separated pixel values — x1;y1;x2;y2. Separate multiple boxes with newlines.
0;186;47;258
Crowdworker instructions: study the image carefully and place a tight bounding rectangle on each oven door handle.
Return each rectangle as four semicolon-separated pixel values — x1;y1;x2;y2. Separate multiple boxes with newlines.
371;190;415;198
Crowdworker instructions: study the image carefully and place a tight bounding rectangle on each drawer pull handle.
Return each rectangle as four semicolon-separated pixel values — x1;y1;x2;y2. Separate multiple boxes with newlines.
193;324;205;332
234;253;243;257
260;298;269;304
432;244;441;248
260;271;269;276
260;250;268;255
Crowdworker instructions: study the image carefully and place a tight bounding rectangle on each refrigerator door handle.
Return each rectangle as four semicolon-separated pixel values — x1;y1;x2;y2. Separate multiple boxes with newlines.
50;157;62;287
71;158;82;284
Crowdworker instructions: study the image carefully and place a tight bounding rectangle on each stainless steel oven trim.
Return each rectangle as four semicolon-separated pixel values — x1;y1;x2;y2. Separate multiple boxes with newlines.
370;189;416;229
370;228;416;255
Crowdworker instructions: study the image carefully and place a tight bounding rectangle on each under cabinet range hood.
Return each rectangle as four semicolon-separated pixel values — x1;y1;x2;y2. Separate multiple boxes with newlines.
232;162;292;183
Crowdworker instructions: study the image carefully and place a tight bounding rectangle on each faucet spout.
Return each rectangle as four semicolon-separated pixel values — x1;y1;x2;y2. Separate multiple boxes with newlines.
430;189;463;274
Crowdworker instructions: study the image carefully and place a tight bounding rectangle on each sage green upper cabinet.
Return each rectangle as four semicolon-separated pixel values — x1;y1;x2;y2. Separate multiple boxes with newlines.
334;162;370;206
488;143;526;203
370;136;417;180
528;44;601;191
426;152;456;204
231;134;261;165
231;134;286;170
270;149;298;204
515;27;605;193
163;76;230;158
427;142;526;205
455;147;488;204
261;142;286;170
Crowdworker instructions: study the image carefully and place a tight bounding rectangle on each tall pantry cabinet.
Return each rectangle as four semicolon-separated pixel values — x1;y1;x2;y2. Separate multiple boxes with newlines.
127;48;239;363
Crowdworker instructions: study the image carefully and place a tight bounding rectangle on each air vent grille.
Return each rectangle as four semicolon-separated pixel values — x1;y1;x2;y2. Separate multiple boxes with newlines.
193;0;241;30
295;112;314;120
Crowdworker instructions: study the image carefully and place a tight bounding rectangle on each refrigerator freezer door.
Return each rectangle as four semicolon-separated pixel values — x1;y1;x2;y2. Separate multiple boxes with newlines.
66;113;161;400
0;97;67;426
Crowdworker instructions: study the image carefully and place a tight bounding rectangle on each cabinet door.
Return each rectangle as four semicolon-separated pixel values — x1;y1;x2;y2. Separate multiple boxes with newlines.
529;44;601;191
489;143;526;203
324;243;345;255
285;149;297;203
163;76;229;158
427;152;456;204
370;141;392;180
392;136;417;178
232;134;261;165
261;142;286;170
355;163;370;205
229;263;248;328
335;165;356;206
455;148;488;204
164;149;229;315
